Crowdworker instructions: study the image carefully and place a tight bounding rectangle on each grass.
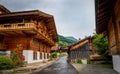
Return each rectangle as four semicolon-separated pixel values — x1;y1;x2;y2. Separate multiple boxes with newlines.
99;64;113;68
98;60;113;68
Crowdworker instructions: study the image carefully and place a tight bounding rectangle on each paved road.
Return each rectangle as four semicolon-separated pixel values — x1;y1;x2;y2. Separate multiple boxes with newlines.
72;64;119;74
32;56;78;74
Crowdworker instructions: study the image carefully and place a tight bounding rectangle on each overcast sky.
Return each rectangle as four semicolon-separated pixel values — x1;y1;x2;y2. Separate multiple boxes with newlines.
0;0;95;39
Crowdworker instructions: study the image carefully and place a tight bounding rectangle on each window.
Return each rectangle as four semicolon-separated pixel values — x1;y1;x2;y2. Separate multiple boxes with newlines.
32;38;38;44
40;52;42;59
33;52;37;60
47;53;49;59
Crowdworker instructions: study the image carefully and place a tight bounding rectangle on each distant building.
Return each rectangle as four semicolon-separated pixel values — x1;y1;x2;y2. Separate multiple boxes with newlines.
68;37;92;63
0;5;58;63
95;0;120;73
51;44;59;53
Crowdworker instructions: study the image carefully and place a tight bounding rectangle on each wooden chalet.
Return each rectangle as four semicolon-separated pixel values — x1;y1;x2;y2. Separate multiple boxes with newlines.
68;37;91;63
0;5;58;63
95;0;120;73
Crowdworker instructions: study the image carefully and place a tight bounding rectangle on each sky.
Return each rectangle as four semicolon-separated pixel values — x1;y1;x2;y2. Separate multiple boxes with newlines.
0;0;95;39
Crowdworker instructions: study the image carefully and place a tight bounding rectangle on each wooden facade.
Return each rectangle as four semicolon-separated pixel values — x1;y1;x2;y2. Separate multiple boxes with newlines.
68;37;91;63
0;5;58;63
95;0;120;73
95;0;119;55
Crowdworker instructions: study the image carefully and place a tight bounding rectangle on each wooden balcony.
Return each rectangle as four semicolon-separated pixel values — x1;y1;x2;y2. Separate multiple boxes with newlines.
0;23;37;36
0;23;36;31
0;43;6;49
34;29;55;46
0;23;55;46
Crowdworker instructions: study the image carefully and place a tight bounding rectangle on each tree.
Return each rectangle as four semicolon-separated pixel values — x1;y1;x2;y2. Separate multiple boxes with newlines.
93;33;109;57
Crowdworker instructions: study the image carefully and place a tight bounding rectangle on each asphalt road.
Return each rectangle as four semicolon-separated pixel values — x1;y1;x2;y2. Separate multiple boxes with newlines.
32;56;78;74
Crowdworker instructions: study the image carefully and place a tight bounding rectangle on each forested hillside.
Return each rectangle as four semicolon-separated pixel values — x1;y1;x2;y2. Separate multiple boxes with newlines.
57;35;77;48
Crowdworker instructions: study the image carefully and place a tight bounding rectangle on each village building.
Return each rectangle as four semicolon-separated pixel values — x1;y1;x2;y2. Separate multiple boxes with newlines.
95;0;120;73
51;44;59;53
68;37;92;63
0;5;58;63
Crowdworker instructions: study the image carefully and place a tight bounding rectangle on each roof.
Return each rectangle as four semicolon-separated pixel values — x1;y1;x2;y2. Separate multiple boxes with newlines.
0;10;52;18
0;10;58;41
95;0;116;33
51;44;59;51
0;4;10;13
90;54;105;61
69;37;91;50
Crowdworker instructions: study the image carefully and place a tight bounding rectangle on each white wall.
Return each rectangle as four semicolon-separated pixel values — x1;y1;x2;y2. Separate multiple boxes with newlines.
45;53;47;60
23;50;33;63
6;50;11;57
112;55;120;73
42;52;44;60
37;51;40;60
23;50;43;64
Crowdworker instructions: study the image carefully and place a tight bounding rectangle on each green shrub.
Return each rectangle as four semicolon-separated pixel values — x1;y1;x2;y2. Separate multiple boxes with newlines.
77;59;82;64
0;56;14;70
11;50;18;66
50;52;57;59
59;53;65;57
87;59;91;64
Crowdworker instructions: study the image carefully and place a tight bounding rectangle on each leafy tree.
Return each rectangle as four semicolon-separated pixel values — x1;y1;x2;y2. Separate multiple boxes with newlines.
50;52;58;59
93;34;109;57
11;44;23;66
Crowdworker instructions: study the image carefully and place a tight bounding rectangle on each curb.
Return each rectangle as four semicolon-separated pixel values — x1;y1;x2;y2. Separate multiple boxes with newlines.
29;60;56;74
0;59;58;74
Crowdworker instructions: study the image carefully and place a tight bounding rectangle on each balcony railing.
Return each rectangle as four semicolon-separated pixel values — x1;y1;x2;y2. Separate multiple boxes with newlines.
37;29;55;45
0;23;36;30
0;23;55;45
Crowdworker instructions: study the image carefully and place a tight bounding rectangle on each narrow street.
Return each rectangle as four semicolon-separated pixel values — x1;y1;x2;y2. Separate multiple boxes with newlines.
32;56;79;74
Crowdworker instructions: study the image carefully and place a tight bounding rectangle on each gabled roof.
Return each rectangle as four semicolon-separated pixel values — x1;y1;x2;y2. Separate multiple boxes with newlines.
95;0;116;33
0;10;52;18
51;44;59;51
69;36;91;50
0;4;10;13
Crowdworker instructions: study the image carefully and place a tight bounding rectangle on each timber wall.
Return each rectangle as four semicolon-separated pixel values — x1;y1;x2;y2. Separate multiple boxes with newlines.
108;0;120;73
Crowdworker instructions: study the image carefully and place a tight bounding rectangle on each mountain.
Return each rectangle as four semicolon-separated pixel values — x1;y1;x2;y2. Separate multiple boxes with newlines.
65;36;78;42
57;35;77;48
58;35;76;44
